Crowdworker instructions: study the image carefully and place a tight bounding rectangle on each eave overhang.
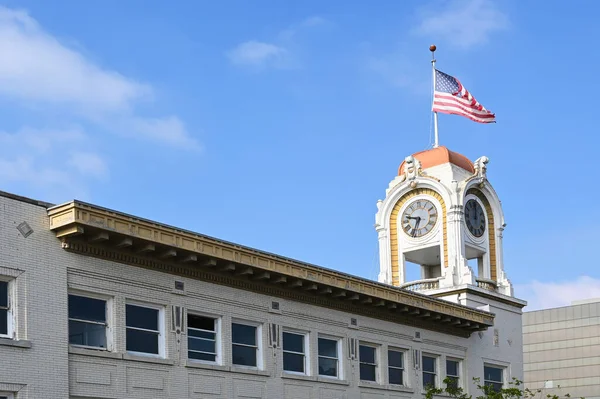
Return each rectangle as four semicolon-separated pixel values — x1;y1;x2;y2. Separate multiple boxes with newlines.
48;201;495;337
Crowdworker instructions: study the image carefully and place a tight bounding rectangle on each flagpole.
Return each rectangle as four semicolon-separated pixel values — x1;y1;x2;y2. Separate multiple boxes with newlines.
430;44;439;148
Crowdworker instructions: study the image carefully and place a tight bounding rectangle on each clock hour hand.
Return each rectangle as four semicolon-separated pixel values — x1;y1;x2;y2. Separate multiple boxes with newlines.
412;218;421;237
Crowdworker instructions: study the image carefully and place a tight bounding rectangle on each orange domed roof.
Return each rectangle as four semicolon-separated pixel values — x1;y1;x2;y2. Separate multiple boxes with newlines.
398;146;474;175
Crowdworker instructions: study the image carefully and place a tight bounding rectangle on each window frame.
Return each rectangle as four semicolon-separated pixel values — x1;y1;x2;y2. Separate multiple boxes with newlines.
0;392;14;399
387;347;406;386
0;278;13;339
68;291;112;350
282;329;309;375
422;353;438;389
483;364;504;392
317;334;343;380
359;342;379;383
187;311;221;365
125;301;165;358
231;319;263;370
446;358;462;389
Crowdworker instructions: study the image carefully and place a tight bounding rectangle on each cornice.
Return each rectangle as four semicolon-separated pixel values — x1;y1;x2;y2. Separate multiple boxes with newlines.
47;201;495;336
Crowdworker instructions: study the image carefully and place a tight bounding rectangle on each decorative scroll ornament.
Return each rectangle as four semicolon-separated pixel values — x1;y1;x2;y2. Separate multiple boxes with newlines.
401;155;422;182
473;156;489;179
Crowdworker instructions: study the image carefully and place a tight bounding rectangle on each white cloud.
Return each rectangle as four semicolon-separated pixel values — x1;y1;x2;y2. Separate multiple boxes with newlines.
515;276;600;311
0;126;85;152
128;116;201;150
67;152;109;179
227;41;287;68
0;6;199;149
414;0;509;49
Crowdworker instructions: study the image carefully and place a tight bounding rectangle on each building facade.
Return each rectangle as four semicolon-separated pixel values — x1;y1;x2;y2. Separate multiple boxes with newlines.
1;146;525;398
523;298;600;399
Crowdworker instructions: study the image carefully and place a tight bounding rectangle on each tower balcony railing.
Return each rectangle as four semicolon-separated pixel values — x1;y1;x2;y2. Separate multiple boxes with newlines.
399;277;443;292
475;277;498;292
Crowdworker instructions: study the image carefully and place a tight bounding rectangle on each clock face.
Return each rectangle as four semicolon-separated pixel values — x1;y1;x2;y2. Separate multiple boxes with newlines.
465;199;486;237
401;199;438;238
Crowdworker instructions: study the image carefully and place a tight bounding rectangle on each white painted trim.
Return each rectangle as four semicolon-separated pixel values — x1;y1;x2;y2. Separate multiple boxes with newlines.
282;329;310;376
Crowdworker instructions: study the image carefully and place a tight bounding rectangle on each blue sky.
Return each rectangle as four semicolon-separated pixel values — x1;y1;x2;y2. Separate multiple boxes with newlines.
0;0;598;310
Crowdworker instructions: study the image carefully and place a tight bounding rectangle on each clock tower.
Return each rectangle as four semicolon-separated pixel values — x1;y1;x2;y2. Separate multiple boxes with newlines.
375;146;516;298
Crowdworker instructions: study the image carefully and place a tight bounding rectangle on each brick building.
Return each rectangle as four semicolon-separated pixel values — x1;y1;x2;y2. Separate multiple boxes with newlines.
0;146;525;398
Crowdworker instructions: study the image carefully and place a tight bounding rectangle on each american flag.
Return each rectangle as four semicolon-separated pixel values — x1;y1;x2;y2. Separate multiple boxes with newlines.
432;69;495;123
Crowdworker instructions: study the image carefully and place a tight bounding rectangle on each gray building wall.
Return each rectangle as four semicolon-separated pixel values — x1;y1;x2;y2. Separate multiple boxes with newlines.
0;193;522;399
523;299;600;399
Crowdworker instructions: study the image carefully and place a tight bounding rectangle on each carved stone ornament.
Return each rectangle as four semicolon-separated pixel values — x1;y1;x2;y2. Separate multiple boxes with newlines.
473;156;489;179
401;155;422;182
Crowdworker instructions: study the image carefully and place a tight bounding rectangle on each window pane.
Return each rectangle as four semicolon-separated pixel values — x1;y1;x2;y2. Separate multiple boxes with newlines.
283;352;304;373
126;305;158;331
486;382;502;392
388;350;403;368
232;344;257;366
188;337;215;353
0;281;7;307
69;320;106;348
68;295;106;322
188;314;215;331
389;368;403;385
447;360;459;376
423;356;436;372
359;345;376;364
318;357;337;377
0;309;7;335
189;351;216;362
318;338;338;357
423;372;436;388
360;363;376;381
447;376;459;389
283;332;304;353
189;329;215;340
232;323;256;346
484;366;502;382
126;328;159;354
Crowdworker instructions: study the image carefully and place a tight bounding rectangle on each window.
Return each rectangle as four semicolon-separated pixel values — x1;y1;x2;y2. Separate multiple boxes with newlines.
359;343;378;382
188;314;219;363
318;336;341;378
484;365;503;392
283;331;307;374
0;280;11;338
68;294;108;349
232;322;260;368
422;355;437;388
446;359;460;388
126;303;164;356
388;349;405;385
0;393;13;399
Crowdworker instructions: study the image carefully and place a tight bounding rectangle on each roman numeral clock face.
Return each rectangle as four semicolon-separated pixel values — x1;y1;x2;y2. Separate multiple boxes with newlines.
401;199;438;238
464;199;486;237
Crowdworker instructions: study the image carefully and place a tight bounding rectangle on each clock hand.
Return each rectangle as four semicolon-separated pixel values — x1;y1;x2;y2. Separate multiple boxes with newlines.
412;217;421;237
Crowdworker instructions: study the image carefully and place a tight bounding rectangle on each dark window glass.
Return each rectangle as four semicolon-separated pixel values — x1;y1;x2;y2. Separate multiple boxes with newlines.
484;366;503;392
0;309;7;335
389;367;403;385
68;295;105;322
69;320;106;348
232;323;256;346
318;338;337;358
318;357;337;377
283;352;304;373
388;350;404;385
126;305;158;331
188;337;215;353
388;350;403;368
188;314;215;331
189;351;216;362
232;344;257;367
423;372;436;388
423;356;436;372
0;281;7;308
68;295;107;348
283;332;304;353
232;323;257;367
126;329;159;354
447;360;460;388
189;328;215;339
359;345;377;381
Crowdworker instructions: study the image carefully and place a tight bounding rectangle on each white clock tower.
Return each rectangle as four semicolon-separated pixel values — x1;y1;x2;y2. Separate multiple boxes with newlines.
375;146;514;295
